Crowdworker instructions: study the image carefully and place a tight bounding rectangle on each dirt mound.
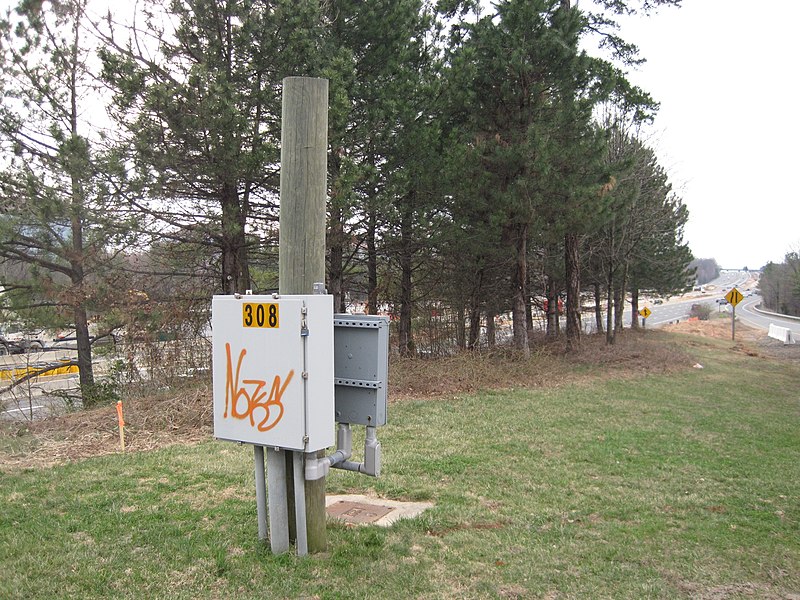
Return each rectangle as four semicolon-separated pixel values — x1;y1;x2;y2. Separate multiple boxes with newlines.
663;317;800;363
662;317;760;341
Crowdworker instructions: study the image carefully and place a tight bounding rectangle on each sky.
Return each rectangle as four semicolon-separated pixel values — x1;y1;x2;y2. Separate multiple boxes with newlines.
613;1;800;270
3;0;797;270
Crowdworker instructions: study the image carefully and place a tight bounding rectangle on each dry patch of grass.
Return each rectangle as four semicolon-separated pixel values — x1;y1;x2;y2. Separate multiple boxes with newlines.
664;316;800;364
0;328;723;471
390;329;693;401
0;383;212;470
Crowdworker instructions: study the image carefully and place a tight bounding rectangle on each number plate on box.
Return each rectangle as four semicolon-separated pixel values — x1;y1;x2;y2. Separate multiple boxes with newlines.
242;303;279;328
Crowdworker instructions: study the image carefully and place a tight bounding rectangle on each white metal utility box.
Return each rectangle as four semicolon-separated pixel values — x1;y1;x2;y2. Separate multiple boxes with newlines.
211;294;334;452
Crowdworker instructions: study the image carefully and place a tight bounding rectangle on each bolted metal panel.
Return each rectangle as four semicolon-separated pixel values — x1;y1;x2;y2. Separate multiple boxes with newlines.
333;314;389;426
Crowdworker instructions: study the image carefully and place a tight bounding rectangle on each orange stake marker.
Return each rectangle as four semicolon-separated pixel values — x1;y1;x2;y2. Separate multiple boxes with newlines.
116;400;125;453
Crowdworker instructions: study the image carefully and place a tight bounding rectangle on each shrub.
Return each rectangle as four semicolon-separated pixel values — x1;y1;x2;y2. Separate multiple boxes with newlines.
689;303;712;321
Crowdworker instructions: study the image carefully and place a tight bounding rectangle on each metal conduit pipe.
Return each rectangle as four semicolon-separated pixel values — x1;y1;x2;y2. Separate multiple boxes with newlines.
334;426;381;477
325;423;353;467
293;451;308;556
305;424;382;480
336;460;369;474
305;423;352;481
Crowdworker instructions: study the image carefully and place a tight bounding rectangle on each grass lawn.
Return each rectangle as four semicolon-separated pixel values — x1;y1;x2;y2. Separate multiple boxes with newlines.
1;331;798;599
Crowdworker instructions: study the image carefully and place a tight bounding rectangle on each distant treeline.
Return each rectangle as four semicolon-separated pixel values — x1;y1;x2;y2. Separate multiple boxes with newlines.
690;258;721;286
759;253;800;317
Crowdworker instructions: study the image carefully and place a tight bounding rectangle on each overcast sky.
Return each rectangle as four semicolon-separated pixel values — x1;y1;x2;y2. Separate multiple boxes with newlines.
5;1;797;270
614;1;800;270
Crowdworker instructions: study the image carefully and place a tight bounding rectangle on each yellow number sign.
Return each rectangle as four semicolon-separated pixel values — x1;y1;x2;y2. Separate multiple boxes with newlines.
242;303;280;328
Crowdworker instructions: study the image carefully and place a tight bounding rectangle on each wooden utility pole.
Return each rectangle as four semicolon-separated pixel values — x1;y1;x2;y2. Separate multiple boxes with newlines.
278;76;329;553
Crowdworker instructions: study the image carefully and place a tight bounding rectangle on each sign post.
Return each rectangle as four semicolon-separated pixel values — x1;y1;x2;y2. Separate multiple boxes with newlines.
116;401;125;453
638;306;651;328
725;287;744;341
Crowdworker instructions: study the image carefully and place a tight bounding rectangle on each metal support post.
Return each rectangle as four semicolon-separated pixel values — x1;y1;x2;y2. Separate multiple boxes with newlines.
266;447;290;553
293;451;308;556
254;445;268;541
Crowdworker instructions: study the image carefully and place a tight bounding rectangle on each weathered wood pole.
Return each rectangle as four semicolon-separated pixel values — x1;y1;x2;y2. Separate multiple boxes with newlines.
279;76;329;553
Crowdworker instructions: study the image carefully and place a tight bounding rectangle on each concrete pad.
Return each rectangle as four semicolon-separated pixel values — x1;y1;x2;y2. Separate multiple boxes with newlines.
326;494;434;527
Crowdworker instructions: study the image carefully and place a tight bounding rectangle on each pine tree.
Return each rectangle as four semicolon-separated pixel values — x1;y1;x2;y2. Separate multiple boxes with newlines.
98;0;324;294
0;0;134;403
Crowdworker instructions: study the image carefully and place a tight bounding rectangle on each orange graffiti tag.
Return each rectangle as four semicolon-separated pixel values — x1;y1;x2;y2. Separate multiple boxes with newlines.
224;343;294;432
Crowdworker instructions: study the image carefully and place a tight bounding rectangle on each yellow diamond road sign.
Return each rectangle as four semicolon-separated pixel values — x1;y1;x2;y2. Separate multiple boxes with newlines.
639;307;651;319
725;287;744;307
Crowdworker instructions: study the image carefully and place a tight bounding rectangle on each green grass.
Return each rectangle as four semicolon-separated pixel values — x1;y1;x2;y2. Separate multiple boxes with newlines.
1;334;799;599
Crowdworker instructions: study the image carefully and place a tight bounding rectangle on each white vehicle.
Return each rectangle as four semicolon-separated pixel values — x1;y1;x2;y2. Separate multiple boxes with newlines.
0;323;46;352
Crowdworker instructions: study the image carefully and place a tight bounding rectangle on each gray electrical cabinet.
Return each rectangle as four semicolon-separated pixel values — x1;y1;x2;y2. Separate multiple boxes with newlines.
333;314;389;426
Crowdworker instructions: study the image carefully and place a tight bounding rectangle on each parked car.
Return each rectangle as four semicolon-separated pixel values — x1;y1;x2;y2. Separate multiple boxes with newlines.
1;323;47;353
0;337;27;355
51;330;118;348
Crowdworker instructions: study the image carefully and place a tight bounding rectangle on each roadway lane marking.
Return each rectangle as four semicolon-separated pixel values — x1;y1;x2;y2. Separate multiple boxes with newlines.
3;405;45;414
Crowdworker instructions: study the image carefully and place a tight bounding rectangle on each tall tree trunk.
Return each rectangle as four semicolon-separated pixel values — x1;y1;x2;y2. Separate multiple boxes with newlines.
525;294;534;333
366;208;379;315
69;214;94;397
511;223;529;357
328;201;345;312
456;305;467;351
398;195;415;357
564;231;581;352
328;155;346;312
468;304;481;350
630;285;640;330
486;308;496;349
614;262;628;332
594;283;604;334
69;227;94;399
220;180;250;294
525;269;533;332
467;267;484;350
74;302;95;401
67;43;95;399
605;269;615;345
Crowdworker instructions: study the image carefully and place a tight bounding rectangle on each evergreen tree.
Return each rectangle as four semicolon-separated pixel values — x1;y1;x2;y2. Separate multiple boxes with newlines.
443;0;657;353
98;0;324;295
591;125;692;339
760;253;800;316
319;0;440;324
443;0;574;355
0;0;134;403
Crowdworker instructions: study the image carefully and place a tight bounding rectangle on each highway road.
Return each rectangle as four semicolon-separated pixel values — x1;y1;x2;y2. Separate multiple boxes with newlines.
1;349;92;422
736;295;800;337
640;270;800;339
607;271;741;329
640;270;754;328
